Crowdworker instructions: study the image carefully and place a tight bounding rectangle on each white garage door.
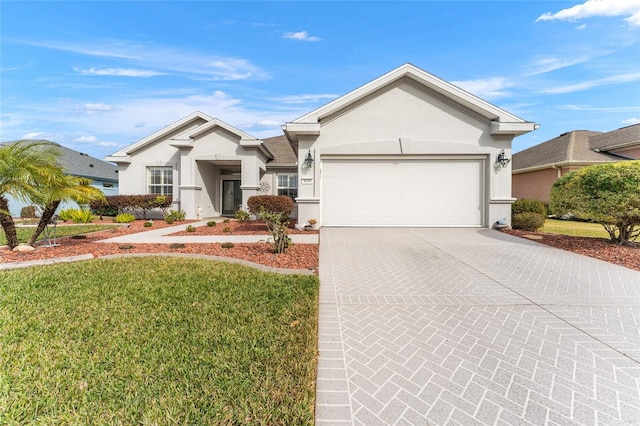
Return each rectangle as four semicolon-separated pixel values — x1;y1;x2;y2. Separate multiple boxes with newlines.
321;157;484;226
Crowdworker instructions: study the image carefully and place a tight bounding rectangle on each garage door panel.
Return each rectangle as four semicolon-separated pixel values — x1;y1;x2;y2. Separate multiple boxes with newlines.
322;158;484;226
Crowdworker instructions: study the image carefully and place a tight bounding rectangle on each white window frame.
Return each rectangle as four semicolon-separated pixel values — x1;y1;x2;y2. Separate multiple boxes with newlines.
147;167;173;196
277;173;298;200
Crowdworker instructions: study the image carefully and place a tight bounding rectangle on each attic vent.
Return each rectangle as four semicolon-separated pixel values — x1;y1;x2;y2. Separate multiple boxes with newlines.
89;164;94;167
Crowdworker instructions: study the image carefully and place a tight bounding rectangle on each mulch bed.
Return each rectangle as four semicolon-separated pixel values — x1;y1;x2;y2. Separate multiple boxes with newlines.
1;220;318;271
169;219;319;236
504;229;640;272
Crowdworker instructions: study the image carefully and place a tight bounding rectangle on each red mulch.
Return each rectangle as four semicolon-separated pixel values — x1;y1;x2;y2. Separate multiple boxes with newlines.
169;219;318;236
1;220;318;271
504;229;640;272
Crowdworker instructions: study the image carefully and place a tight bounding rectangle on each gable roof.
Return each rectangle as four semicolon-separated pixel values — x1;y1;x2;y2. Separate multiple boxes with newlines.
1;140;118;182
589;123;640;152
512;130;620;172
284;63;537;139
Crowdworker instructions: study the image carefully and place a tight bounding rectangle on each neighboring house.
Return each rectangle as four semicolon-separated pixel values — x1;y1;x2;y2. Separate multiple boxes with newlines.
107;63;537;227
512;124;640;202
2;141;119;217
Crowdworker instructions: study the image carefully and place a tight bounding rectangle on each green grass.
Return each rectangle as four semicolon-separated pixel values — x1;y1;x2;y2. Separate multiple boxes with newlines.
0;224;117;245
0;258;319;425
541;218;610;239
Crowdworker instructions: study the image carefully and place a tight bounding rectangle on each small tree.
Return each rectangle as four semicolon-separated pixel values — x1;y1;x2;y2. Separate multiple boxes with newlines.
0;141;62;249
550;161;640;245
248;195;294;253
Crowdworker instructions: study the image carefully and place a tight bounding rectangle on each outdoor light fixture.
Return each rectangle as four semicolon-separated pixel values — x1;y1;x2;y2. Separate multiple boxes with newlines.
496;149;510;168
303;150;314;169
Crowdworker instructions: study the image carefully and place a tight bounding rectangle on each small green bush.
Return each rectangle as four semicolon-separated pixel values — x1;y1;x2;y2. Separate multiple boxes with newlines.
207;221;217;227
165;209;186;223
69;209;94;224
235;209;250;221
114;213;136;223
143;221;153;227
221;242;234;249
223;227;231;233
118;244;134;250
512;212;545;231
169;243;185;249
512;198;547;217
57;208;76;222
186;225;196;232
223;218;231;224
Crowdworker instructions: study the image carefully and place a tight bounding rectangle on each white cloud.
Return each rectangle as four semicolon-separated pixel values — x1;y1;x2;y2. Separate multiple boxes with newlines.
525;55;590;76
536;0;640;26
576;24;588;30
283;31;321;42
254;119;283;127
273;94;338;104
622;117;640;125
96;141;120;147
451;77;513;99
18;39;270;81
76;67;164;77
540;72;640;94
21;131;64;141
73;135;97;143
80;103;117;115
560;105;640;112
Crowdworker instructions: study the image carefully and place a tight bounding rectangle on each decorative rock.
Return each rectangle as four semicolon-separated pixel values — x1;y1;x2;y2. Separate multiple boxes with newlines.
13;244;36;252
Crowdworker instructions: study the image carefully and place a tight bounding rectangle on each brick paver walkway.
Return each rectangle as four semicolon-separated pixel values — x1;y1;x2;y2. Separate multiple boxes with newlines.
317;228;640;425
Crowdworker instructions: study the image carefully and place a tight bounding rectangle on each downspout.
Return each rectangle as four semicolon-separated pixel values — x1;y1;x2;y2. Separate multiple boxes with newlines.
551;164;561;179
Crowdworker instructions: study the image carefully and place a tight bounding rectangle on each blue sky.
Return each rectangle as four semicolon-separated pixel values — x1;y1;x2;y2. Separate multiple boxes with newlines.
1;0;639;160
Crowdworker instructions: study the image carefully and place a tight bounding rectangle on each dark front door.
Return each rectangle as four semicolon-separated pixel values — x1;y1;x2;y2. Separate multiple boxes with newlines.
222;180;242;215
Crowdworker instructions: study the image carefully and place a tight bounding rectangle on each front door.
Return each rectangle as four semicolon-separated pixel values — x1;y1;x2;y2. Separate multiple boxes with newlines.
222;180;242;215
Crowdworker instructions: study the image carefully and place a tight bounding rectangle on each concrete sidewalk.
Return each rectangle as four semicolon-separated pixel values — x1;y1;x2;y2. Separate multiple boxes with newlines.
97;219;319;244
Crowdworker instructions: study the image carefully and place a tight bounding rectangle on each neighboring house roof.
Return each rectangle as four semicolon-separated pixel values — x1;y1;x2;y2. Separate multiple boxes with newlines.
589;123;640;152
285;63;537;140
1;140;118;182
512;131;620;172
262;135;297;166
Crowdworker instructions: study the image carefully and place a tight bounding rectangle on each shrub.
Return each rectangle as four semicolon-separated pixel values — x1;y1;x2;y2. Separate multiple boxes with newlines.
223;227;231;233
550;161;640;244
169;243;185;249
165;209;186;223
118;244;134;250
308;218;317;225
114;213;136;223
221;242;234;249
512;212;545;232
235;209;250;221
69;209;94;224
143;221;153;227
20;205;37;220
512;198;547;217
90;195;173;218
223;218;231;224
257;208;291;253
57;208;76;222
247;195;294;219
186;225;196;232
207;221;217;227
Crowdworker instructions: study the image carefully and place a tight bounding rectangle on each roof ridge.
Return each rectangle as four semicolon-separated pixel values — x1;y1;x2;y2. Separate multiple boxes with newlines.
566;131;576;162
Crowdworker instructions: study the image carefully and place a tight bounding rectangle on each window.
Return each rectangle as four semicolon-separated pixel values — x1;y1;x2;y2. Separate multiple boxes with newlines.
147;167;173;196
277;173;298;200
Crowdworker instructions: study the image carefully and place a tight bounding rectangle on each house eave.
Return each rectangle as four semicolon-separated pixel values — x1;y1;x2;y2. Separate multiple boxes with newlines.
104;155;131;164
282;123;321;142
491;121;538;136
512;160;616;174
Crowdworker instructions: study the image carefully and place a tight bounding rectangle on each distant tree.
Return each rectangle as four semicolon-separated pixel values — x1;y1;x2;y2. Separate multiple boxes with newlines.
28;173;105;246
550;161;640;245
0;141;61;249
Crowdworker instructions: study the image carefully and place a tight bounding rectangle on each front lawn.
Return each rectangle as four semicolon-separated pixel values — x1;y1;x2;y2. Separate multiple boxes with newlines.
541;218;611;239
0;224;118;245
0;258;319;424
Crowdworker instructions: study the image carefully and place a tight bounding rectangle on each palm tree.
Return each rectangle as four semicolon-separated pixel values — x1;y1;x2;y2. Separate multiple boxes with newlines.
27;173;105;246
0;141;62;249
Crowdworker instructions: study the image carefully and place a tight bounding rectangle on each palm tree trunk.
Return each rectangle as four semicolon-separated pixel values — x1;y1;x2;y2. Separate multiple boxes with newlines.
0;196;20;249
28;201;61;246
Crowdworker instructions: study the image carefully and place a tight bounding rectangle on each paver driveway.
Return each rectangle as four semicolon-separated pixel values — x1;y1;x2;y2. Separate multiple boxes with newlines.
316;228;640;425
